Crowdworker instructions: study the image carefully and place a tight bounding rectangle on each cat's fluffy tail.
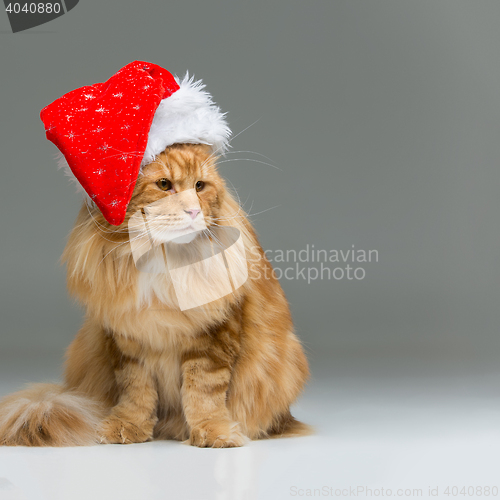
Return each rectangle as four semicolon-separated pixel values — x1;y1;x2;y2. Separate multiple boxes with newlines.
0;383;106;446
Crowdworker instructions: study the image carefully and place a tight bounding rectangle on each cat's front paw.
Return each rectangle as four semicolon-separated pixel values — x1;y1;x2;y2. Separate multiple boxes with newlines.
189;419;248;448
98;414;155;444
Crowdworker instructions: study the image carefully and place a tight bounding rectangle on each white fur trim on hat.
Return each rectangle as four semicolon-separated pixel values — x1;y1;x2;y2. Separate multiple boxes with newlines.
141;73;231;166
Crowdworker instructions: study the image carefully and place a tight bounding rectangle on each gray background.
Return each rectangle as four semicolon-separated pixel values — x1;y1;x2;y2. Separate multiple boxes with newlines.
1;0;500;361
1;2;500;499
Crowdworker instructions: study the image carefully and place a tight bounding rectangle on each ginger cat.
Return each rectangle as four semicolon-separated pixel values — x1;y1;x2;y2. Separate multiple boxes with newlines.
0;143;309;447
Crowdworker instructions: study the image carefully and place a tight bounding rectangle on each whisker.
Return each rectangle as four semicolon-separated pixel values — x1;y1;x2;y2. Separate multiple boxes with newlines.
217;157;282;172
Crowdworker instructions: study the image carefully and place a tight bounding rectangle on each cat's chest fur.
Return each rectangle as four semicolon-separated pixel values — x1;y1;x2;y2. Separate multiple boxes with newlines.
115;259;241;411
150;350;183;410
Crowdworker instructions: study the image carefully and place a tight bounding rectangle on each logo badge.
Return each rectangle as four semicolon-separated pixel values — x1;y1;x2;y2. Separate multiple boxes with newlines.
3;0;79;33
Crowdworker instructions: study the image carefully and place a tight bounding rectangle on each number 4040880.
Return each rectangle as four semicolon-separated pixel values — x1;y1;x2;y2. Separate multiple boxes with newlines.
5;3;61;14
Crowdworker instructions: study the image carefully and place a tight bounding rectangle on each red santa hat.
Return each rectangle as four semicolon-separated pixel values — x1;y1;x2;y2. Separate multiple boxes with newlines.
40;61;231;225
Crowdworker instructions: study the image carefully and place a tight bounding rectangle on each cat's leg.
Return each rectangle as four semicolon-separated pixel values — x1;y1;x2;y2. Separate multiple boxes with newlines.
227;284;310;439
98;335;158;444
181;320;247;448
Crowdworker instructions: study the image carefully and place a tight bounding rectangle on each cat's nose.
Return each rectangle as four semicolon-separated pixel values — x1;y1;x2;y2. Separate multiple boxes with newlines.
184;208;200;220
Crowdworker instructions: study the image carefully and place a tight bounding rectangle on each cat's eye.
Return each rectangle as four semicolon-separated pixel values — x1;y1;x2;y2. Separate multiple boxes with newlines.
196;181;205;192
156;178;172;191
